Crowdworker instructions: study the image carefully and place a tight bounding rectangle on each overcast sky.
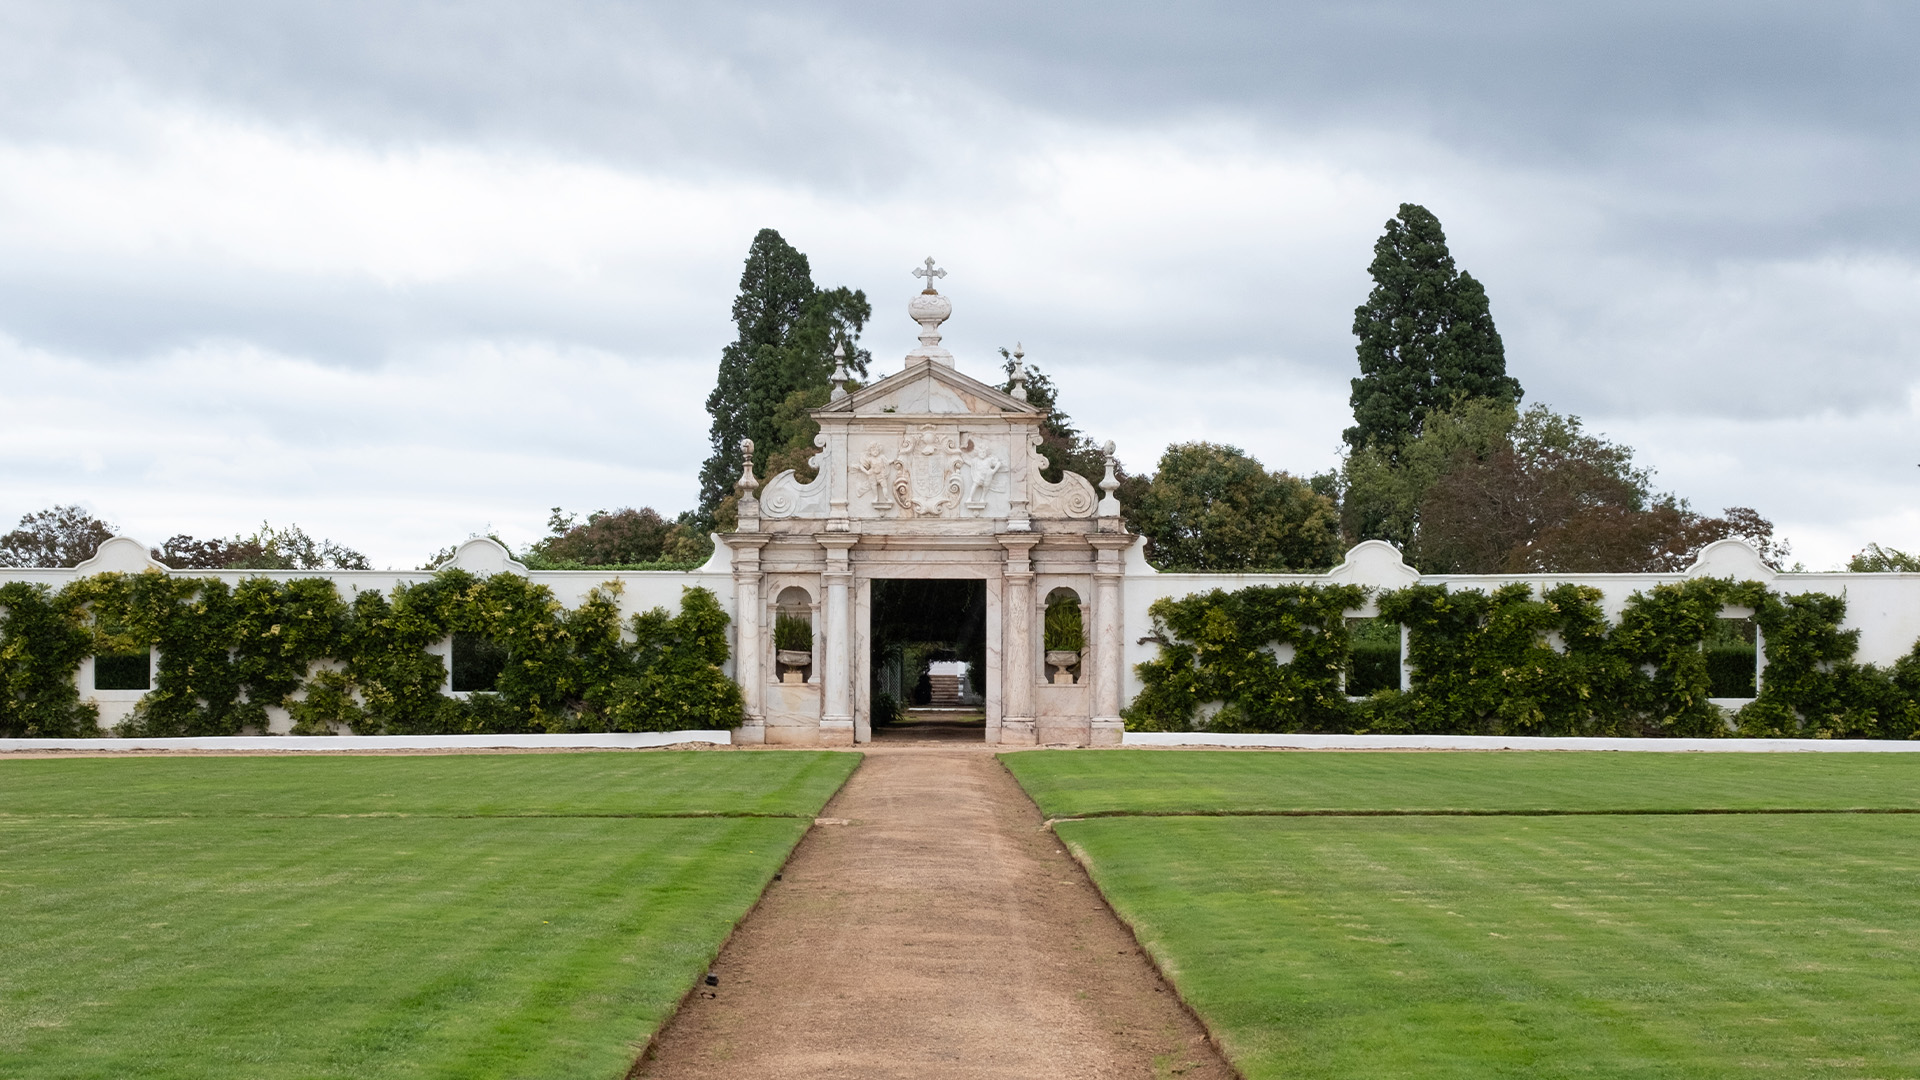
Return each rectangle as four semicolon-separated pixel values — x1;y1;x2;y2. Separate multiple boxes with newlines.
1;1;1915;569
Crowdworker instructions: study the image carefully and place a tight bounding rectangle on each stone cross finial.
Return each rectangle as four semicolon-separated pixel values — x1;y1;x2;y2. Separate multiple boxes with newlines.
912;257;946;292
904;262;954;367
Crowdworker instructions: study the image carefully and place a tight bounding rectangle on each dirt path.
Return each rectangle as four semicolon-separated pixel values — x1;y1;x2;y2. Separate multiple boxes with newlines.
633;745;1235;1079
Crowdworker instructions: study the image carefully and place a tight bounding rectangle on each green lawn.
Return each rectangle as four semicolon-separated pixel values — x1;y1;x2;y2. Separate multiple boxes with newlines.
1003;748;1920;817
0;751;854;818
0;751;858;1080
1009;751;1920;1078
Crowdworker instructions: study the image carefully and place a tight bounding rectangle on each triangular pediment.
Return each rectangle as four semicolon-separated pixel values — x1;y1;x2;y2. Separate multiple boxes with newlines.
820;360;1041;418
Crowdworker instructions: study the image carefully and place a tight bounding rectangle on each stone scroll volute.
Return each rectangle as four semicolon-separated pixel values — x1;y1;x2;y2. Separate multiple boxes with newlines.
760;435;833;519
1027;439;1097;518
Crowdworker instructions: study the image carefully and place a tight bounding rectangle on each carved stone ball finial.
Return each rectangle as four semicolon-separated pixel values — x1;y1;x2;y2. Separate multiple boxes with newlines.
1009;342;1028;402
829;341;850;401
735;437;759;494
904;257;954;369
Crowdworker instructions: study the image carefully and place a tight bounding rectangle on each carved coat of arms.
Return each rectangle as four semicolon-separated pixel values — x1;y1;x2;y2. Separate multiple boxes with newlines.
891;426;964;516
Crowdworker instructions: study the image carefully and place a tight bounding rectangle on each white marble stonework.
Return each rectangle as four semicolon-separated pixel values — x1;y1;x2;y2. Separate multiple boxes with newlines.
727;263;1132;746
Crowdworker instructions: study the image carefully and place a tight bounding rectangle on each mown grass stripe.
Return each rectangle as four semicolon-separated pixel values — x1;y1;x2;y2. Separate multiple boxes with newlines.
1047;806;1920;821
0;810;824;820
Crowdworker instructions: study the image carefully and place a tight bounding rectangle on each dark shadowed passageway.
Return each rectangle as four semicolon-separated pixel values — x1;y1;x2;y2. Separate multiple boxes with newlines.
868;578;988;741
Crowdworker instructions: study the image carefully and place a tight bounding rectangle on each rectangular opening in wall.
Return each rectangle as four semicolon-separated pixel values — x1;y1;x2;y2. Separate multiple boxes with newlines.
1345;617;1401;695
451;633;508;692
1705;616;1758;698
93;650;151;691
868;578;987;740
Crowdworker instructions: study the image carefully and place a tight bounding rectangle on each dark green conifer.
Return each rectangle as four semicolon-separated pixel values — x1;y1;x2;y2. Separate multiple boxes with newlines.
695;230;870;523
1344;204;1521;460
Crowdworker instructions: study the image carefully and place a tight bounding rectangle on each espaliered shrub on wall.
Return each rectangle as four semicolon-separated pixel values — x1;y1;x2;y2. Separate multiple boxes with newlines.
65;573;351;737
1125;579;1920;738
0;582;99;737
1373;581;1635;736
1739;589;1920;739
1126;584;1369;733
0;571;739;737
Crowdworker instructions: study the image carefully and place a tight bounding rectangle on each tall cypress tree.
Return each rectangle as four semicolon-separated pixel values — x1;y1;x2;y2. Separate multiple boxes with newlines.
695;230;870;524
1344;204;1521;460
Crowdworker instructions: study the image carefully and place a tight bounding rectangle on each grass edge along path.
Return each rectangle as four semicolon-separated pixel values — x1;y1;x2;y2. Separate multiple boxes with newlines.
0;751;862;1080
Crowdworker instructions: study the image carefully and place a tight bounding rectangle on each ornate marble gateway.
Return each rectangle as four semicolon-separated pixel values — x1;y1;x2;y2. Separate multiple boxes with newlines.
725;260;1132;749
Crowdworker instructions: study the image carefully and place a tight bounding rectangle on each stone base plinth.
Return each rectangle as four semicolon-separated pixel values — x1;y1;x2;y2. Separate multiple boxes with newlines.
734;719;767;745
819;718;856;746
1089;716;1124;747
998;717;1037;746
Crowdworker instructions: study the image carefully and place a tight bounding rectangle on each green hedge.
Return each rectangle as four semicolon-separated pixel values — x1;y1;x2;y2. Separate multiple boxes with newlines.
0;571;739;737
1125;578;1920;739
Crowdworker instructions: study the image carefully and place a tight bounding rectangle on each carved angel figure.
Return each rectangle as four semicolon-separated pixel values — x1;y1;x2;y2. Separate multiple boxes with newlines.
960;440;1005;510
852;441;893;509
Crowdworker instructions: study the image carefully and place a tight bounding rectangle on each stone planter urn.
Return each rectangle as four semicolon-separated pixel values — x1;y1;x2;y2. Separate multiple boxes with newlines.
776;649;812;684
1045;649;1081;686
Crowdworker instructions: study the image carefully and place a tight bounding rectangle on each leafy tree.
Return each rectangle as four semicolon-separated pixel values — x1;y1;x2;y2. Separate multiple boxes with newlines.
0;505;116;567
1129;442;1343;572
1341;397;1518;553
522;507;709;568
1849;543;1920;572
1345;203;1521;460
155;523;370;570
1344;401;1785;573
998;350;1111;487
760;385;837;482
695;229;871;524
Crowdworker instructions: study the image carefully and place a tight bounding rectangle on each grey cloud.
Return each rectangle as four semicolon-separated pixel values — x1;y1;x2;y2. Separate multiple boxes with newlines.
10;3;1918;209
8;1;1919;272
0;0;1914;564
0;263;735;367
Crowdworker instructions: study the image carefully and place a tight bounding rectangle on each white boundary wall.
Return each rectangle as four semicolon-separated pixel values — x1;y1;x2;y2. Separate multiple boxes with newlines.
0;731;732;752
5;533;1919;738
0;536;736;731
1120;538;1920;704
1123;732;1920;752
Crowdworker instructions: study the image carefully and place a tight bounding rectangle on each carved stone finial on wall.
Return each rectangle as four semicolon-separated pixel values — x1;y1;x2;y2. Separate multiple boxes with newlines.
1009;343;1028;402
829;342;850;401
905;258;955;368
734;437;762;532
1096;440;1122;522
735;437;759;495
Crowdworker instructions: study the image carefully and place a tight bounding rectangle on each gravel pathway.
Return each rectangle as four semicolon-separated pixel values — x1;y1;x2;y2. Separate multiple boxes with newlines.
632;745;1235;1079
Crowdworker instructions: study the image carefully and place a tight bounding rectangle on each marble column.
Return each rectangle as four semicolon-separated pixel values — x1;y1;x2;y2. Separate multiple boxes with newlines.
1088;534;1132;746
817;533;858;745
998;533;1040;745
726;537;769;744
